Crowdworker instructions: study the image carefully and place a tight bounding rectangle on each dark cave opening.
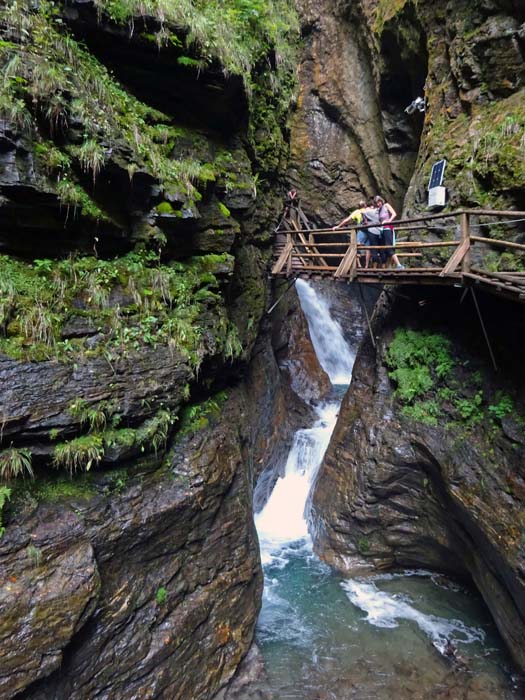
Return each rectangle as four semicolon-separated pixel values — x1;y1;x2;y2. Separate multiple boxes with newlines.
378;6;429;204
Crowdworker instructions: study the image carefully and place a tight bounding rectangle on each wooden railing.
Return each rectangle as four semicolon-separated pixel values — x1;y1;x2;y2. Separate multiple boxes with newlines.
271;209;525;302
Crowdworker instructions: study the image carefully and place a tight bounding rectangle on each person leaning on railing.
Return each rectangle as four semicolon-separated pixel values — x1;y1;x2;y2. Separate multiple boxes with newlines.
332;199;370;267
374;195;404;269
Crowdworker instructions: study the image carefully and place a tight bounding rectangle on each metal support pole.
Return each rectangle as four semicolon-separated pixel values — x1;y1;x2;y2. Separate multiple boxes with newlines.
266;277;297;315
358;283;376;349
470;288;498;372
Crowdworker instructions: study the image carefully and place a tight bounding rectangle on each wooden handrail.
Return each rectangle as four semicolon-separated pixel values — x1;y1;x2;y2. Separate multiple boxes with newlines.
464;209;525;217
276;208;525;236
470;236;525;252
291;240;459;249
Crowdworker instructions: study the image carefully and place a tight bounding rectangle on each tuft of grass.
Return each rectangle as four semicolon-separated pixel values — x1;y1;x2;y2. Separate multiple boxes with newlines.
94;0;299;83
0;250;234;364
0;447;34;481
53;435;104;475
74;139;107;184
137;409;177;454
68;399;116;433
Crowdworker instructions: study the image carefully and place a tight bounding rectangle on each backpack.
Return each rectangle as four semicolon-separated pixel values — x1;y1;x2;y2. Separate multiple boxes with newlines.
361;209;384;264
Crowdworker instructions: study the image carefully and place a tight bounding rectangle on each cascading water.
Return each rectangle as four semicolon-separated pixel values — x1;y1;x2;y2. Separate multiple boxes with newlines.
254;281;522;700
256;401;339;564
294;279;354;385
256;279;350;565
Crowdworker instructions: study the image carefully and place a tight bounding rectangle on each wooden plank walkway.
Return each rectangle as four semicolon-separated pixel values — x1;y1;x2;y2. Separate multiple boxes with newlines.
271;208;525;304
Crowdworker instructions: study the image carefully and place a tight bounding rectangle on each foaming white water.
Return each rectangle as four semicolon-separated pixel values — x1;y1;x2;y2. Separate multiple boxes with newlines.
256;402;340;565
295;279;354;384
342;578;485;651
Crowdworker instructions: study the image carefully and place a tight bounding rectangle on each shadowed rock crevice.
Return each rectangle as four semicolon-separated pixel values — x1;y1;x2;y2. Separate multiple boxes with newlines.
378;5;428;197
62;2;248;133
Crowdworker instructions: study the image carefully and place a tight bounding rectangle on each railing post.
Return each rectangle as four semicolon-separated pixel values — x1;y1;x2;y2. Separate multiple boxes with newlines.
460;212;471;274
349;229;357;280
286;232;292;276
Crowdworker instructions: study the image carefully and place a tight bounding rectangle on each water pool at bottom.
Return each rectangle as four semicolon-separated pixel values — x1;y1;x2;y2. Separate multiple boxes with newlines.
256;544;524;700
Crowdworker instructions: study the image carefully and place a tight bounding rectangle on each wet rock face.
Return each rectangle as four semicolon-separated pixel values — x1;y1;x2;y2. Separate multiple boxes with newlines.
310;288;525;669
1;388;261;700
289;0;396;226
391;0;525;212
0;538;100;697
0;347;191;449
290;0;525;220
0;2;300;696
0;283;319;699
213;645;275;700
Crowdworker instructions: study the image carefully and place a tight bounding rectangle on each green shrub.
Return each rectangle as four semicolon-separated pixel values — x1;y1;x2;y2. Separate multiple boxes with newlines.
488;393;514;421
386;329;453;404
389;366;433;402
454;391;484;423
401;400;440;426
155;586;168;605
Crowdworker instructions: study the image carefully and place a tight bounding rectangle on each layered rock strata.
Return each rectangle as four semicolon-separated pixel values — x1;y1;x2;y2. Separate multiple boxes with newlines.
0;292;325;699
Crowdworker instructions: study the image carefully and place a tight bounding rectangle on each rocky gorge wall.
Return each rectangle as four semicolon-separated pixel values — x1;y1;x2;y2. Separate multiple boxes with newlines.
1;303;326;699
294;0;525;676
0;1;310;698
310;286;525;669
289;0;525;231
2;0;525;695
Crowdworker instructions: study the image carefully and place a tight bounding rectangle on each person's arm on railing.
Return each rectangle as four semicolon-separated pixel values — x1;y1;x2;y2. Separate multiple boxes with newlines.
332;214;353;230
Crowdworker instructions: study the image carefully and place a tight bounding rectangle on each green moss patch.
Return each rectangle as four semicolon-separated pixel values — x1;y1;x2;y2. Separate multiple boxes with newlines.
176;391;228;438
386;328;521;432
422;91;525;210
0;250;239;366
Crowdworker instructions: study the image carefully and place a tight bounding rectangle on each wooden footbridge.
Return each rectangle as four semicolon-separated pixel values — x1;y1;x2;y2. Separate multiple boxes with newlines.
271;207;525;304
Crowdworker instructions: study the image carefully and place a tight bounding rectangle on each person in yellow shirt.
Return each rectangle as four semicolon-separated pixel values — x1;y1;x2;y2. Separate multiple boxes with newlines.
332;199;370;267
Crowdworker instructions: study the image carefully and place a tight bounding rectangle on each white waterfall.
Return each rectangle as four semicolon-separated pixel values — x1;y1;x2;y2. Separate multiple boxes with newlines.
255;401;340;564
295;278;354;385
256;281;353;563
